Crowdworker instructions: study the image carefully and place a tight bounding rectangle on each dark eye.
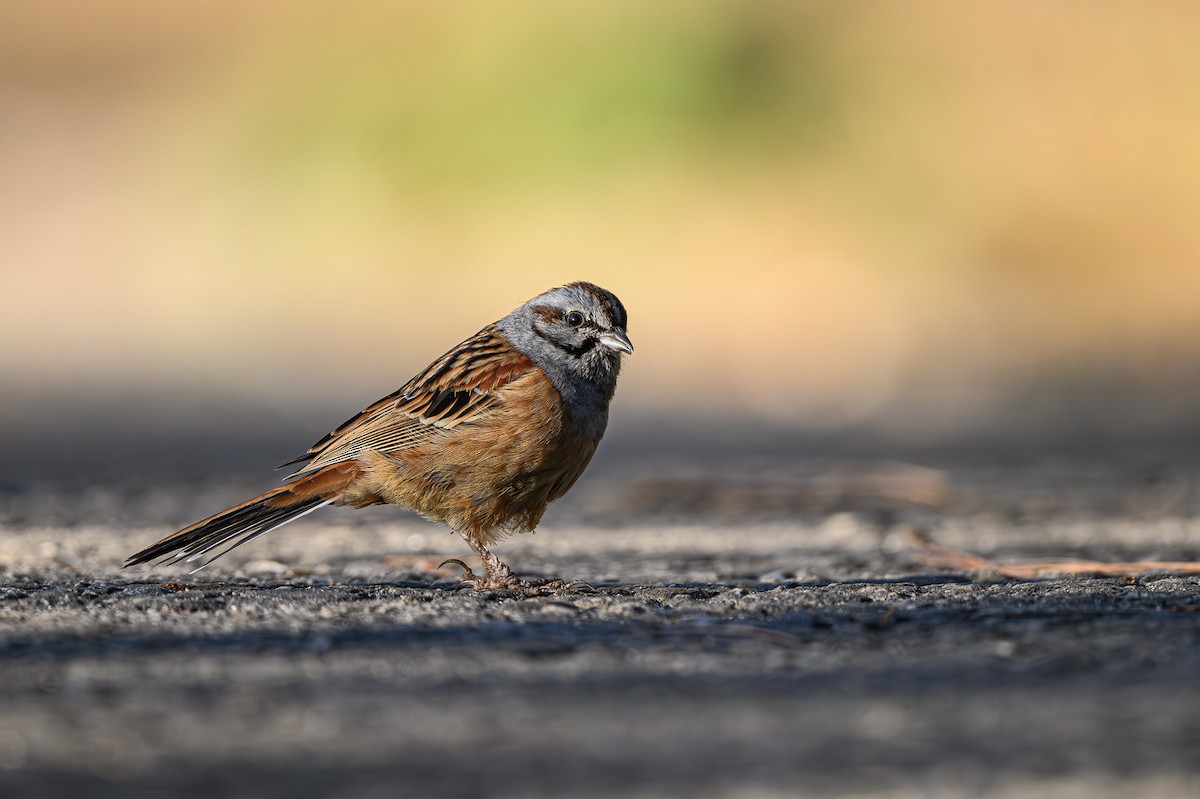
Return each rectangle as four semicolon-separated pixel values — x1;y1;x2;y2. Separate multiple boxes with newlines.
566;311;585;328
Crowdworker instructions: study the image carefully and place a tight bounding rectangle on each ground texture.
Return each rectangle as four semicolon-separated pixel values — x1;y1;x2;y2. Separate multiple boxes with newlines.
1;443;1199;798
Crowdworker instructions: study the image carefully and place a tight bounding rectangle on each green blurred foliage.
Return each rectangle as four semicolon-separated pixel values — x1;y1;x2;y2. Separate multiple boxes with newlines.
4;0;1200;435
228;3;839;194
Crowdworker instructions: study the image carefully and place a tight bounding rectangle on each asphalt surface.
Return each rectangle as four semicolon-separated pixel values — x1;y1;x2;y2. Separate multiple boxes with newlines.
2;437;1199;798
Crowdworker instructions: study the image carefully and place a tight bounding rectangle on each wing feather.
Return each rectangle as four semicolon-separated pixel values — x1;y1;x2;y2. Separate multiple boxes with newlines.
286;326;534;475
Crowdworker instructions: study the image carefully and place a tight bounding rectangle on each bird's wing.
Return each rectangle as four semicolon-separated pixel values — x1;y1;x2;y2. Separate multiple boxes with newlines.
284;325;536;476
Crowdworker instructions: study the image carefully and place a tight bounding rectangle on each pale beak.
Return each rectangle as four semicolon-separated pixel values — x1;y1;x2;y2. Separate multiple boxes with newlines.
598;330;634;354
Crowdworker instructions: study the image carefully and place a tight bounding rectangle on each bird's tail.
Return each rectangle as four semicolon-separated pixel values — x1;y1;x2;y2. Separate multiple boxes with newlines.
125;462;362;571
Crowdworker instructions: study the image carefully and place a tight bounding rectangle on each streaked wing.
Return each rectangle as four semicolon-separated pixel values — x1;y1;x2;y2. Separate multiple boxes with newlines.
286;325;535;475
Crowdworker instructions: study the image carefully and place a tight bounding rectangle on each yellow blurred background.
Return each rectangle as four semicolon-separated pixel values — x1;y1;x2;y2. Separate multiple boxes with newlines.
3;0;1200;450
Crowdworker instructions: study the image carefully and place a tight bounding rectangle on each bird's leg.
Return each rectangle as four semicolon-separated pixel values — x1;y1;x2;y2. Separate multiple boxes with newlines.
438;533;514;588
466;536;520;589
449;534;566;592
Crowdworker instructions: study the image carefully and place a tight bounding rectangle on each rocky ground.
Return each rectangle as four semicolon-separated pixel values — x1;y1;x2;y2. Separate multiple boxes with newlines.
2;434;1199;798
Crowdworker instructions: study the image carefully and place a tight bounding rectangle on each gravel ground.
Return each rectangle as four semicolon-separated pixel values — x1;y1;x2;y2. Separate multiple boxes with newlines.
2;441;1199;798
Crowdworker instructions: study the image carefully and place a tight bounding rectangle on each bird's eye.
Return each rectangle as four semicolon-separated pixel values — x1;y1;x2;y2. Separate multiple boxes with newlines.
566;311;585;328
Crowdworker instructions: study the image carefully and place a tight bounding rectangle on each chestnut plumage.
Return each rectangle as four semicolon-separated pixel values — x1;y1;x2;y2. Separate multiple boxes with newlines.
126;281;631;589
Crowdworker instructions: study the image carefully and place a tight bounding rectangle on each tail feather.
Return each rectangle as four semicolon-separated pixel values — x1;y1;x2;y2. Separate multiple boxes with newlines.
126;462;361;571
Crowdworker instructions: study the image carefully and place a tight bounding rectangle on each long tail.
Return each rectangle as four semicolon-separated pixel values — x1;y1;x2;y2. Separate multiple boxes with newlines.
125;462;362;571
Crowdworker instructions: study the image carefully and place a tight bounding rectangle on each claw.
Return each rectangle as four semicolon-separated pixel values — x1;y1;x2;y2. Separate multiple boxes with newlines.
438;558;480;590
437;557;476;578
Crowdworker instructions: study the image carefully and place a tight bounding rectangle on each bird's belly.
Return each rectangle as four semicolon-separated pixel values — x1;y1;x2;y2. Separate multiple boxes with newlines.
355;371;601;543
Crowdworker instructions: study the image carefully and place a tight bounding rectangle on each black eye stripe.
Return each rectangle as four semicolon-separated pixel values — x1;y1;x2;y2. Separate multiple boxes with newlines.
532;323;597;357
558;337;598;357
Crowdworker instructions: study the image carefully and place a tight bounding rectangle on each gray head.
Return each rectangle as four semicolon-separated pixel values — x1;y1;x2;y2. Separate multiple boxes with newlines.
497;282;632;430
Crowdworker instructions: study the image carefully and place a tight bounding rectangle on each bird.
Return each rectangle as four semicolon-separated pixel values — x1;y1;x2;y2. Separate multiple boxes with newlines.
126;281;632;589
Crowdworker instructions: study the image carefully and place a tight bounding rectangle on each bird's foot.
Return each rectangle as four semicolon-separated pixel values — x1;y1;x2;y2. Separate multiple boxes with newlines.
483;562;570;593
437;558;565;593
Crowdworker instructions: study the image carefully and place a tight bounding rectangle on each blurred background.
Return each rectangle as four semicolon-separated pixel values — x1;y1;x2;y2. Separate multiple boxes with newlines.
3;0;1200;487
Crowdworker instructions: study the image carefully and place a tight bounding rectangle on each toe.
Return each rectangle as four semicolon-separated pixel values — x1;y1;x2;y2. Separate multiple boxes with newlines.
438;558;480;587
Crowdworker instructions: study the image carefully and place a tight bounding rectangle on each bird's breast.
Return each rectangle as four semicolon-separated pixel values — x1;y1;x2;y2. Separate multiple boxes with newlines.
359;366;602;540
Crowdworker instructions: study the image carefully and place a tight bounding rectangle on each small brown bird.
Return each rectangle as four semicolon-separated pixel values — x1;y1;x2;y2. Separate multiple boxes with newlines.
126;281;632;589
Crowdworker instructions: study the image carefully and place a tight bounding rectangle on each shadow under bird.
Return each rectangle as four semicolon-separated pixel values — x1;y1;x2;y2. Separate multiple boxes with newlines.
126;281;632;589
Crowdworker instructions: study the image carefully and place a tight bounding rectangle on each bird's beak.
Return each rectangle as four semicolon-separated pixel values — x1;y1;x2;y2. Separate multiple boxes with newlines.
599;330;634;354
